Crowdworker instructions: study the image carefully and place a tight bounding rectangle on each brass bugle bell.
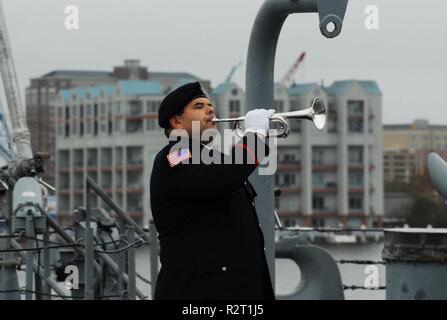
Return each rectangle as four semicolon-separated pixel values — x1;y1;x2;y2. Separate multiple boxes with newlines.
211;97;327;138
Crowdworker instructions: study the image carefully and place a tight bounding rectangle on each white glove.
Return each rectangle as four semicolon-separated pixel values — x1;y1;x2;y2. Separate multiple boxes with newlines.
244;108;275;138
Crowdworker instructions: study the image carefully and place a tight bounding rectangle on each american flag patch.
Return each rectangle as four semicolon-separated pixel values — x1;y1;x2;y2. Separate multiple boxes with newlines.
167;148;191;167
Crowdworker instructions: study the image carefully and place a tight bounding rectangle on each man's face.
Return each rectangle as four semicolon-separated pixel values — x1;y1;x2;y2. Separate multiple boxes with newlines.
170;97;217;136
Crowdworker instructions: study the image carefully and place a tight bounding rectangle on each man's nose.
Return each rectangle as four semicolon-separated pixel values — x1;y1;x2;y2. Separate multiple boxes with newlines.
206;105;214;114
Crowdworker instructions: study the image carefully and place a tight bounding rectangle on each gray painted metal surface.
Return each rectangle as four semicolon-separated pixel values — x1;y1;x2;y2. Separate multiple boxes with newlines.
428;152;447;199
0;236;20;300
383;228;447;300
0;0;33;160
127;226;136;299
275;239;344;300
149;220;159;299
245;0;348;289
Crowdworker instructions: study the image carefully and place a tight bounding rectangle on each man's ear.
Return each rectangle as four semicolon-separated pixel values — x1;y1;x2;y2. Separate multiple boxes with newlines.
169;115;183;130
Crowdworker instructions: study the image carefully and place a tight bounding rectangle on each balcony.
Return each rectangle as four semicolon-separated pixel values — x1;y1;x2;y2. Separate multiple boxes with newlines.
348;211;366;217
349;187;364;193
277;211;302;217
127;164;144;171
313;210;338;217
312;164;337;171
278;162;301;171
313;187;337;193
348;164;363;171
280;187;301;194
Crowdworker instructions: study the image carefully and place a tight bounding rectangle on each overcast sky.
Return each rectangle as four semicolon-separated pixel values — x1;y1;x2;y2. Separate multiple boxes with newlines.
1;0;446;124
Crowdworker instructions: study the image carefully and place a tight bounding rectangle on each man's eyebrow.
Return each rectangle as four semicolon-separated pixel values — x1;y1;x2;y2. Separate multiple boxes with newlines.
193;102;212;107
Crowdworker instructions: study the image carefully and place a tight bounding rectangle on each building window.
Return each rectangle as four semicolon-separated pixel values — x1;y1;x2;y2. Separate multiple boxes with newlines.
312;218;325;228
72;120;78;135
349;172;363;186
146;119;158;131
100;103;107;115
100;121;107;133
126;120;143;133
114;118;122;133
282;173;295;187
312;195;325;210
347;100;364;116
349;196;363;210
72;105;78;117
229;100;240;113
328;119;337;133
349;120;364;132
146;100;160;113
129;100;143;115
282;153;297;164
31;89;38;106
348;146;363;164
313;173;324;187
86;120;92;134
312;148;324;165
40;88;47;105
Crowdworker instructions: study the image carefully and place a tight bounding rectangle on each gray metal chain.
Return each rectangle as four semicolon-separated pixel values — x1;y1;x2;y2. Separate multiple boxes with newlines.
136;272;151;285
343;285;386;291
336;259;386;265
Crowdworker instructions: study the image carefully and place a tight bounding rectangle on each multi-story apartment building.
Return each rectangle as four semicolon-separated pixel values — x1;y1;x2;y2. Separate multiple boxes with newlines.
55;75;209;227
55;76;383;229
28;59;210;188
212;80;384;228
26;70;116;187
383;119;447;183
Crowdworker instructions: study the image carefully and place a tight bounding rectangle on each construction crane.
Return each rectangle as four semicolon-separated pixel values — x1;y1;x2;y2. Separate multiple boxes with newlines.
280;51;306;88
224;61;242;83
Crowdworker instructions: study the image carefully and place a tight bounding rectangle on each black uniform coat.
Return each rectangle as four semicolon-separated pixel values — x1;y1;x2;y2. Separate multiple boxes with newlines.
150;132;275;300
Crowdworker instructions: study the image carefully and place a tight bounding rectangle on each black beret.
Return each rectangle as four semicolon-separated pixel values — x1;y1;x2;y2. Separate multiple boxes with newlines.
158;81;208;129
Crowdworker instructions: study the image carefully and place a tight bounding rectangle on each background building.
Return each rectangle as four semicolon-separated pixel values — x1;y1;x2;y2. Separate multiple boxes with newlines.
55;74;384;229
55;74;209;227
212;80;384;228
383;119;447;183
27;59;211;188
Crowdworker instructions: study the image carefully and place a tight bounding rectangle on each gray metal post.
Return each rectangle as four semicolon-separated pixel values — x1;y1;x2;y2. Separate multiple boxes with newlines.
94;246;146;299
0;236;20;300
126;226;136;300
117;217;126;297
43;210;103;280
383;228;447;300
275;240;344;299
42;220;50;299
245;0;348;288
10;239;71;299
149;220;158;299
25;213;34;300
84;185;94;300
